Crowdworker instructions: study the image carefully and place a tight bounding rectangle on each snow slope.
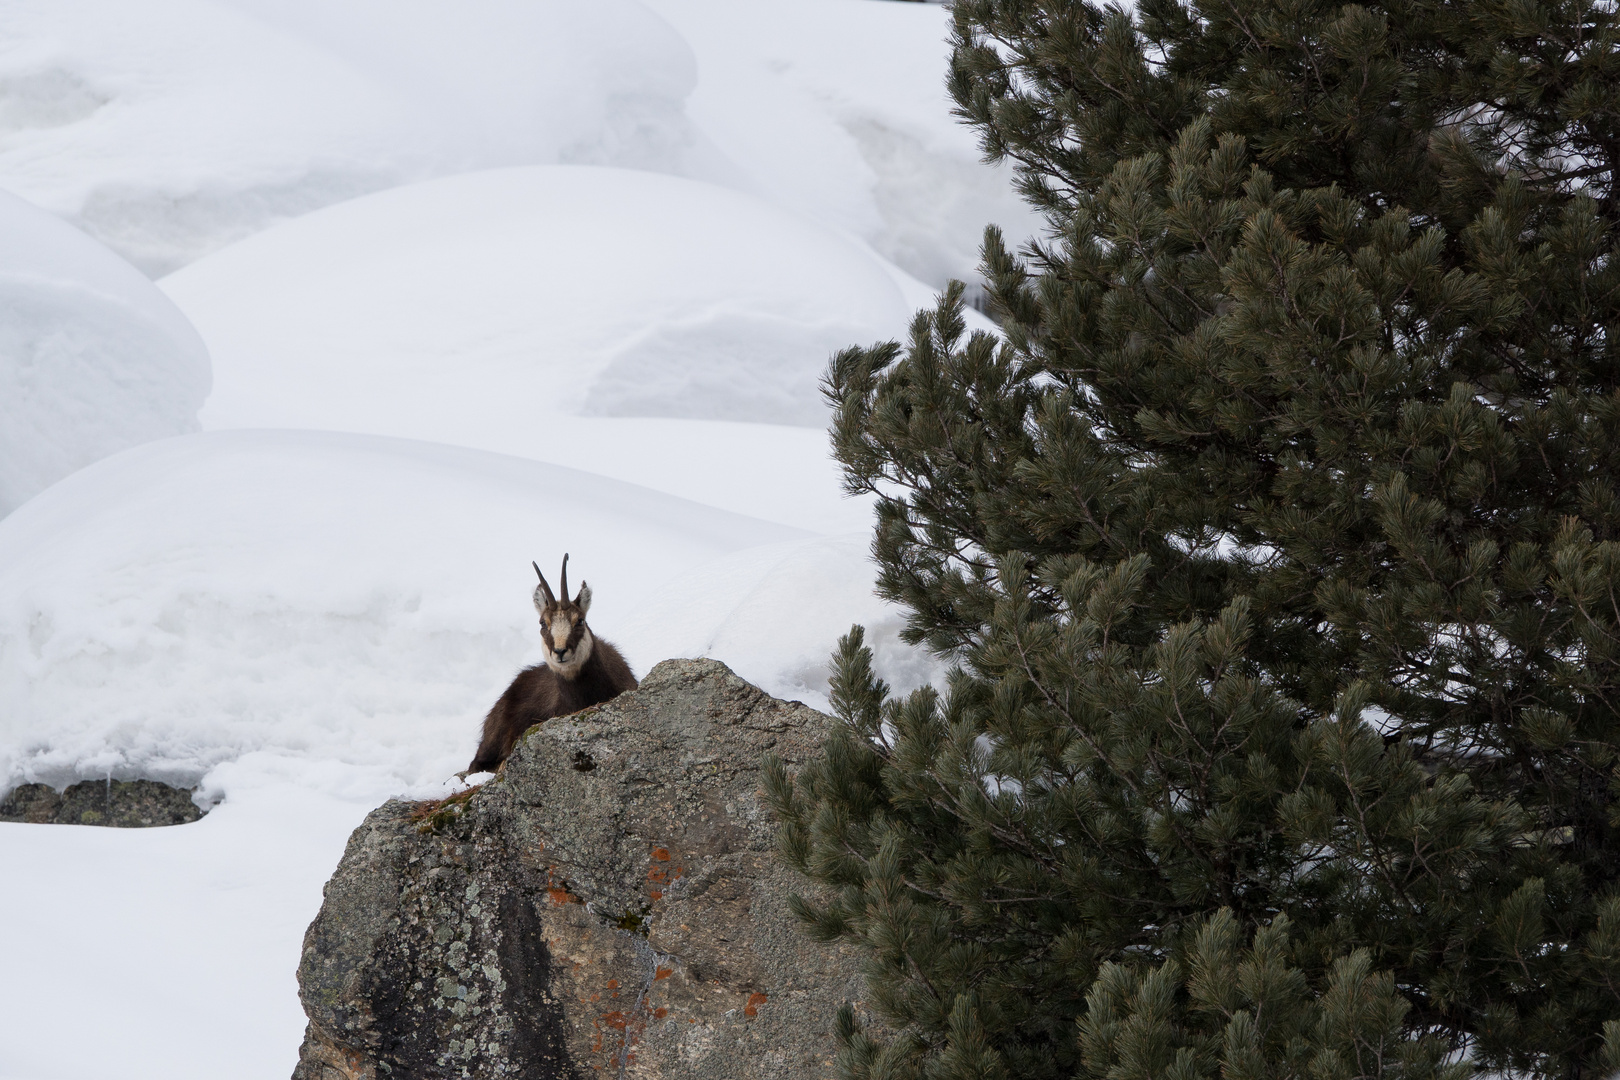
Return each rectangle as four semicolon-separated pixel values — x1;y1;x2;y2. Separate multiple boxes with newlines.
158;165;973;533
0;186;209;517
0;429;931;793
0;429;933;1080
0;0;708;275
0;4;1010;1078
162;166;923;432
641;0;1041;289
0;774;377;1080
0;0;1033;286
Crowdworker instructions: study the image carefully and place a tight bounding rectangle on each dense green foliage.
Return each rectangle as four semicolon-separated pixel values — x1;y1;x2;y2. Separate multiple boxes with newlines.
766;2;1620;1078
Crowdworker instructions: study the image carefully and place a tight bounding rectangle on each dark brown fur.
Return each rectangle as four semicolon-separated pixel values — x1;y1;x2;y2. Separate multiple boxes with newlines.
467;641;636;773
466;557;637;774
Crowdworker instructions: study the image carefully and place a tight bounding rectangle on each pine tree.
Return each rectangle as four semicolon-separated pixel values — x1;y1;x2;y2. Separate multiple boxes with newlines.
766;2;1620;1078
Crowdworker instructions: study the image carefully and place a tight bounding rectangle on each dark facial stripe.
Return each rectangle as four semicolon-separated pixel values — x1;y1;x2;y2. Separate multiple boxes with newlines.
539;605;586;651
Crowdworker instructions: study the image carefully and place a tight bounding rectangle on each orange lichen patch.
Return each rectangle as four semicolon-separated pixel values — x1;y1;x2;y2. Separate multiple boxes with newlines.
649;889;663;900
744;992;769;1018
601;1011;629;1030
651;847;670;861
605;979;618;989
653;1007;669;1019
647;865;668;884
654;967;673;981
544;869;584;906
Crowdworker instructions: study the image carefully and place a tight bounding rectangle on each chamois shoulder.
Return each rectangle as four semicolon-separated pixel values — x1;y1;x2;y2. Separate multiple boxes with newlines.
588;637;637;694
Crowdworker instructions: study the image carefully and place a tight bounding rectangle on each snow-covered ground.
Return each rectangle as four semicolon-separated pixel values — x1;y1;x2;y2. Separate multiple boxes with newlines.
0;0;1035;281
0;187;208;517
0;3;1018;1078
163;165;952;434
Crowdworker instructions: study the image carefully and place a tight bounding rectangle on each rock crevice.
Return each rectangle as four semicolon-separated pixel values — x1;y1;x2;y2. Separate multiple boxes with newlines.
293;658;869;1080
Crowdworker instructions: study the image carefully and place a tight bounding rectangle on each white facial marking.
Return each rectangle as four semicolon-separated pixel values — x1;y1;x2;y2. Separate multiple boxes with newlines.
548;613;573;648
544;614;593;679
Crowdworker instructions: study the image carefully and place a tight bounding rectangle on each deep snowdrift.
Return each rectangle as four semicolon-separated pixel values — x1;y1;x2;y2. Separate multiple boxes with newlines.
642;0;1041;289
161;165;938;431
0;4;999;1078
0;0;1033;286
0;424;943;1080
0;0;706;275
0;187;209;517
0;429;931;795
0;427;935;1080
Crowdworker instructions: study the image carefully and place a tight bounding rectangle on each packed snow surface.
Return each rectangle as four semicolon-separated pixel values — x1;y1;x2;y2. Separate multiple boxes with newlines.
163;165;936;432
0;186;209;517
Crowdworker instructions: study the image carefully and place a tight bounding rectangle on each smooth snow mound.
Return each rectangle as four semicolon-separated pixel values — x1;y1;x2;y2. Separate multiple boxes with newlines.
0;430;934;796
0;0;708;274
0;187;209;516
642;0;1042;290
163;165;932;429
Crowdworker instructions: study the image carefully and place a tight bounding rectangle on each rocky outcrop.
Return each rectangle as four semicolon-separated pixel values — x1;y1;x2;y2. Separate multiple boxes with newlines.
293;658;871;1080
0;778;204;826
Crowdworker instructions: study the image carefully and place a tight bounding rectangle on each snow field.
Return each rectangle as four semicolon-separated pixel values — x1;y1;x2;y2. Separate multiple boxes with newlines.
0;186;209;517
0;430;926;1080
641;0;1041;289
160;165;942;433
0;3;1007;1077
0;0;1034;286
0;428;912;793
0;768;369;1080
0;0;708;275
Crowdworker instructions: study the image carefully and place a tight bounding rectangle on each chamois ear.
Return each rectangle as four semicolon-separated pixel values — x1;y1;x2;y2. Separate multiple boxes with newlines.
575;582;592;615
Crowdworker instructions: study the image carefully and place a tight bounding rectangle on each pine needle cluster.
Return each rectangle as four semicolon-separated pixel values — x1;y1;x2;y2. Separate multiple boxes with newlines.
767;2;1620;1078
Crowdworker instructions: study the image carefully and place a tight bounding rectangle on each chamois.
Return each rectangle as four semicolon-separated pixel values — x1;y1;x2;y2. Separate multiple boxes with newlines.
465;554;637;775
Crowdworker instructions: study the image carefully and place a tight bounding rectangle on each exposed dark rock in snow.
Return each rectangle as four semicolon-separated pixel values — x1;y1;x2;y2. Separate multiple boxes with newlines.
292;658;873;1080
0;778;204;826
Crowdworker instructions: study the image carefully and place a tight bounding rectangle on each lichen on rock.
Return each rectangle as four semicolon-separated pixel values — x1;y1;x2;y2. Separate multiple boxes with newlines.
0;778;205;826
293;657;874;1080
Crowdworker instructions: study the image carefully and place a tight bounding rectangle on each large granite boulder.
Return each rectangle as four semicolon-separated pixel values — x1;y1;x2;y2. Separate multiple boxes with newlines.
293;658;870;1080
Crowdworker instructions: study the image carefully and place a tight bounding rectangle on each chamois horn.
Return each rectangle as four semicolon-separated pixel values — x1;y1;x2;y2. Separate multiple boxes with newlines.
559;553;571;604
533;560;556;606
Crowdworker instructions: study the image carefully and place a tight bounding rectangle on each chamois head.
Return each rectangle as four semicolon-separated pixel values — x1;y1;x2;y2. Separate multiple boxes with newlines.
532;554;594;679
